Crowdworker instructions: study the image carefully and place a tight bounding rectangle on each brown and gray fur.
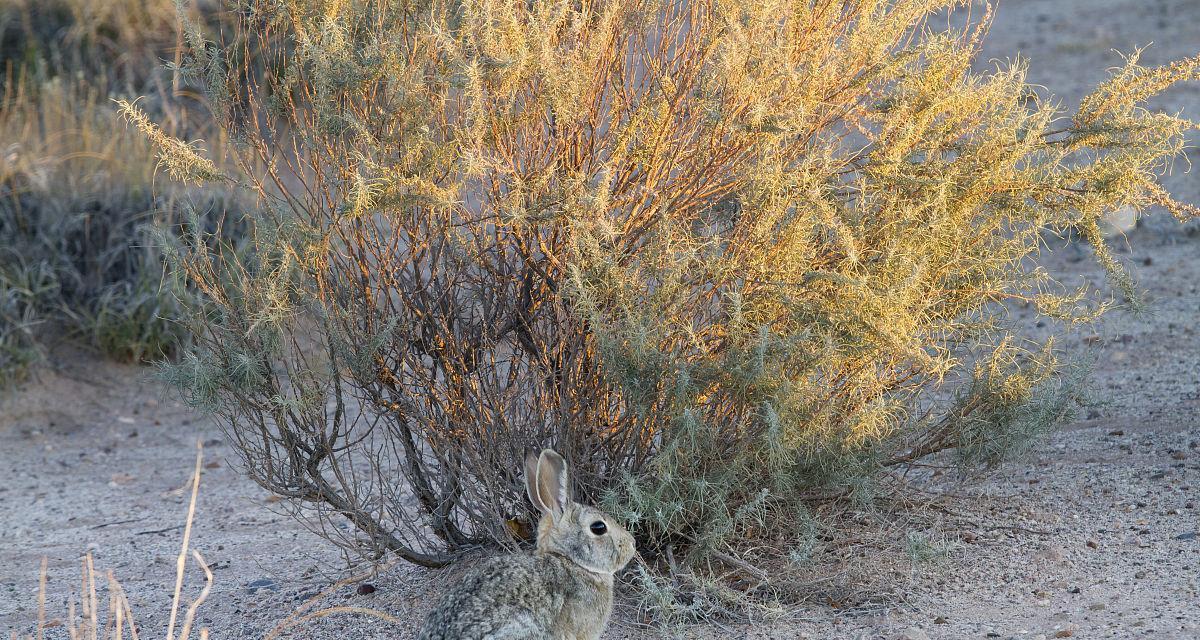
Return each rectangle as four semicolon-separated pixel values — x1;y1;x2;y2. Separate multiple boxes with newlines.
416;449;636;640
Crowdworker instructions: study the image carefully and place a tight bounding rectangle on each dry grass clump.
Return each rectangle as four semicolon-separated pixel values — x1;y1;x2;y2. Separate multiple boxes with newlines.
137;0;1199;616
0;75;242;382
0;0;216;91
0;0;244;384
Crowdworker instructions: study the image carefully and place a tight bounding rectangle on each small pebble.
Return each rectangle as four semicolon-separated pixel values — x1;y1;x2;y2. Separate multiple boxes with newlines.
247;578;278;594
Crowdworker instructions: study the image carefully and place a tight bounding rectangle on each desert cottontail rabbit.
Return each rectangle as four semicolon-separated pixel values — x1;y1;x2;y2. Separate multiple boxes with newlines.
416;449;636;639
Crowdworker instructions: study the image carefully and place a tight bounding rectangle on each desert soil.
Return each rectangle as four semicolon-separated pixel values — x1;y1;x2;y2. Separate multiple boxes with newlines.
2;0;1199;638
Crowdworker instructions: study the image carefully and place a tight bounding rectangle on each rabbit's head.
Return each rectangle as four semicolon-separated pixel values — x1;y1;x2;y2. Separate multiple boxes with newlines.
524;449;636;577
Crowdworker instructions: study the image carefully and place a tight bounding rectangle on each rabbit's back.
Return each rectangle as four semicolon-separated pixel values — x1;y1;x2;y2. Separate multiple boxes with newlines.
416;554;565;640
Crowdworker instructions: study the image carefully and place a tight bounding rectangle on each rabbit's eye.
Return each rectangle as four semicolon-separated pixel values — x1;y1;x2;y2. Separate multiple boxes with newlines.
589;521;608;536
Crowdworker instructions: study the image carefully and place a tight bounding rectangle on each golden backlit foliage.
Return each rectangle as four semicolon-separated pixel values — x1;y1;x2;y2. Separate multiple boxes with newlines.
144;0;1197;583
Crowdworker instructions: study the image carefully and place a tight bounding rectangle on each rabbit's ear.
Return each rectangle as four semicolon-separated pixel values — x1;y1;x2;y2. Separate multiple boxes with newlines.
524;450;547;516
534;449;570;521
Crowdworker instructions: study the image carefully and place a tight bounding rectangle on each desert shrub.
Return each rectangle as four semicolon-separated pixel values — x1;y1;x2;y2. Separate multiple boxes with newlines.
0;76;242;379
146;0;1197;588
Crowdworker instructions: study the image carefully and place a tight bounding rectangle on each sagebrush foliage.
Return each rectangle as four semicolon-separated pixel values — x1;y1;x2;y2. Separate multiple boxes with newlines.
147;0;1197;588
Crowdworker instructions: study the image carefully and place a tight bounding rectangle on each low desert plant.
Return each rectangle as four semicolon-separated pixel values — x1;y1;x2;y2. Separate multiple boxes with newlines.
0;76;242;380
144;0;1198;603
0;0;245;383
0;0;217;92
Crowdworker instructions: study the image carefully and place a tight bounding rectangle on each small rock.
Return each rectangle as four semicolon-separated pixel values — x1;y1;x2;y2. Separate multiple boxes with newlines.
1108;429;1125;437
247;579;278;594
1176;532;1198;541
1172;451;1187;460
356;583;377;595
1085;539;1099;549
934;616;948;624
1053;630;1075;638
204;461;221;469
1135;570;1148;579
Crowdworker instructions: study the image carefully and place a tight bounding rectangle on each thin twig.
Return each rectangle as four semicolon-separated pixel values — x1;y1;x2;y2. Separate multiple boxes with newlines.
263;558;402;640
707;549;769;584
134;525;185;536
90;518;141;530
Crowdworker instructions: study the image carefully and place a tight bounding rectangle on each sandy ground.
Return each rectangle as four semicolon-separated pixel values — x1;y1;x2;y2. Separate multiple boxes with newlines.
3;1;1199;638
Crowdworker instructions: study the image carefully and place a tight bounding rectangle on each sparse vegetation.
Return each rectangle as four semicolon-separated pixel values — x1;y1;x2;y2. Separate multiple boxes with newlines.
0;0;240;382
9;443;213;640
6;442;409;640
0;0;203;89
